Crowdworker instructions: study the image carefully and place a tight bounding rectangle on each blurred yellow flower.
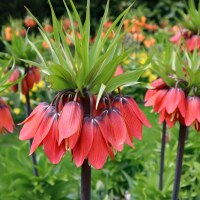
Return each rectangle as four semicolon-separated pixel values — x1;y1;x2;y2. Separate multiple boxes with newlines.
142;69;151;77
138;53;148;65
9;101;14;105
32;84;38;92
37;80;45;88
149;74;157;82
123;59;131;65
21;95;26;103
13;108;21;115
131;53;136;59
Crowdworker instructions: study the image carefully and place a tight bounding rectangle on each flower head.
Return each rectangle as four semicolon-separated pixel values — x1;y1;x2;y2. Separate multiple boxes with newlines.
0;98;14;133
58;101;83;148
185;97;200;131
113;96;151;141
19;103;66;164
73;116;114;169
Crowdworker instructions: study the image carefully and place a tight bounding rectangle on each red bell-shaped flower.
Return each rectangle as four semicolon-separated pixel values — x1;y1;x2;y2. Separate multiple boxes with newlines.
58;101;83;147
113;96;151;141
98;108;127;151
0;98;14;133
158;88;186;127
185;97;200;131
19;103;66;164
73;116;113;169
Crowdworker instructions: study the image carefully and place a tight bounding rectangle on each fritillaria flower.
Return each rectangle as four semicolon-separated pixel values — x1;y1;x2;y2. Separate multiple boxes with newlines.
185;97;200;131
157;88;186;127
0;98;14;133
19;88;150;169
113;96;151;141
58;101;83;148
9;66;41;95
19;1;151;199
19;103;66;164
145;78;186;128
73;116;114;169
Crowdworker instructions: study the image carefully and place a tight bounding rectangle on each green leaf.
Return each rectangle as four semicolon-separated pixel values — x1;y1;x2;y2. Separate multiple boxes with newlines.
106;70;143;92
96;83;106;109
48;63;75;88
68;0;83;31
48;75;70;91
0;59;15;85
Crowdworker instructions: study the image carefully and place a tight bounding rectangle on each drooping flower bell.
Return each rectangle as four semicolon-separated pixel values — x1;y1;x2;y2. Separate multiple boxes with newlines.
19;102;66;164
73;116;114;169
9;66;41;95
185;97;200;131
0;98;15;134
19;88;151;169
145;79;187;127
113;95;151;141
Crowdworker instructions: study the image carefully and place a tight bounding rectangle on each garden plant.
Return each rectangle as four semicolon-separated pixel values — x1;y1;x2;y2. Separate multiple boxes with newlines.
1;0;200;200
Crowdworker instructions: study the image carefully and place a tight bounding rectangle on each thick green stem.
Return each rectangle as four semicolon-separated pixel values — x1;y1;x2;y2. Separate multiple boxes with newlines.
171;125;188;200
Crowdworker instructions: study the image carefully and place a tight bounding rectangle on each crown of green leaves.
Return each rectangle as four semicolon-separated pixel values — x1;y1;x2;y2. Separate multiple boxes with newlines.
23;0;143;104
150;44;200;95
178;0;200;33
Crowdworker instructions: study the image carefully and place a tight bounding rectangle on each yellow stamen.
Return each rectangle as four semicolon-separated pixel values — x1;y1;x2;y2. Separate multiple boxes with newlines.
170;112;176;121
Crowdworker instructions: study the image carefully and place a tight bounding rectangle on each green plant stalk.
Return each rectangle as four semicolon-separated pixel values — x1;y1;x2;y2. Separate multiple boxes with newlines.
159;121;167;190
81;159;91;200
172;125;188;200
25;92;39;176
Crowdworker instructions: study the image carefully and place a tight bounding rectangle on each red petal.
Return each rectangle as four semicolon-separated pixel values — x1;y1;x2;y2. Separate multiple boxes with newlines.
29;110;55;154
32;67;41;83
68;130;80;149
26;70;35;89
100;109;126;151
113;98;143;140
73;117;93;167
88;121;109;169
144;90;157;102
95;117;114;160
177;91;186;118
185;97;200;126
170;32;181;44
114;65;124;76
159;110;175;128
21;78;29;95
159;89;180;114
19;102;48;125
153;90;168;112
58;102;83;144
145;90;167;110
151;78;166;89
43;117;66;164
19;108;47;140
0;108;14;133
125;130;135;148
126;97;151;127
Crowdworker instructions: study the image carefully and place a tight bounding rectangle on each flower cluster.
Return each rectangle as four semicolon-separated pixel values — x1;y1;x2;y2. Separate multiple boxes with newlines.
170;29;200;52
145;78;200;131
0;98;14;134
123;16;157;48
9;66;41;95
19;90;151;169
